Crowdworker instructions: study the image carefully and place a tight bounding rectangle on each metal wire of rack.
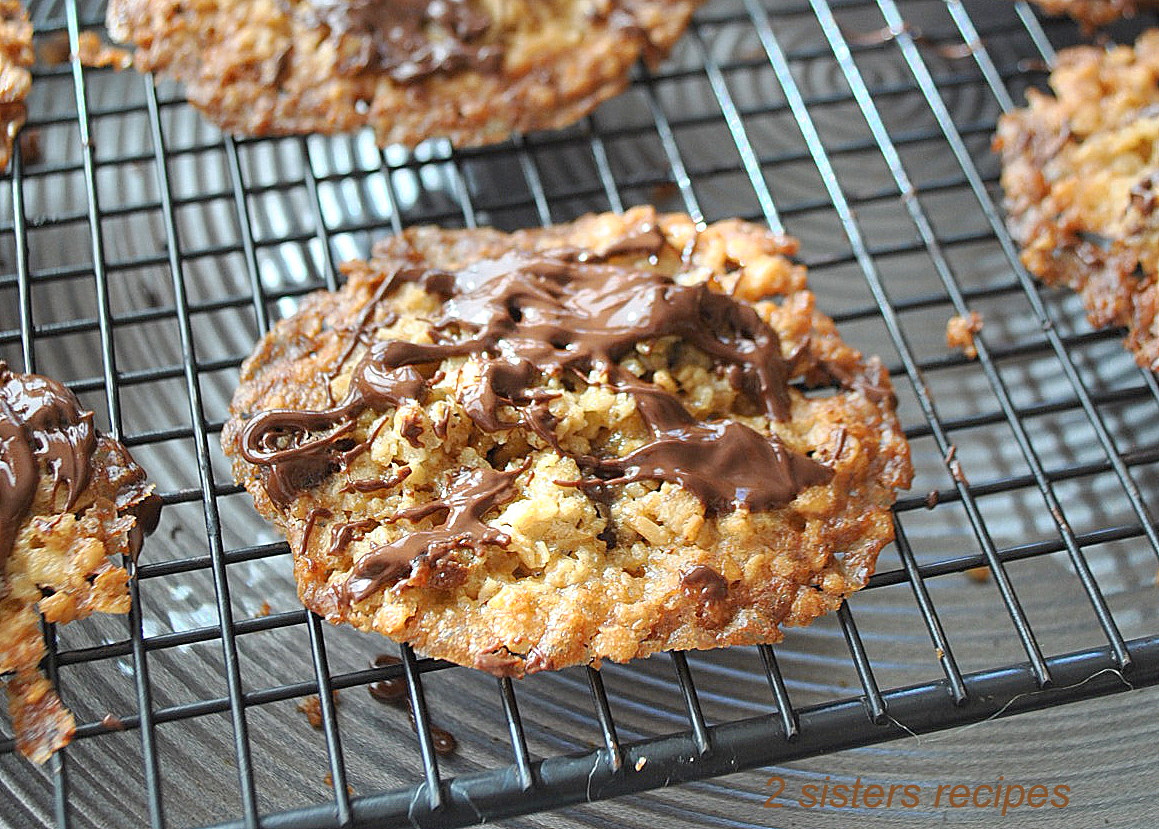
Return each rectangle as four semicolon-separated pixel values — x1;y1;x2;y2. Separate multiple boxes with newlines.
3;0;1159;827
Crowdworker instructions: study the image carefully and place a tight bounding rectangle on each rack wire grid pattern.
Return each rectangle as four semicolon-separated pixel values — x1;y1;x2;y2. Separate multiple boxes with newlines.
3;0;1159;826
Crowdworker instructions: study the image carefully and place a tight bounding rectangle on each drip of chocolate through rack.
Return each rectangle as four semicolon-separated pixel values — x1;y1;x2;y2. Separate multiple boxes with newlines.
239;232;834;600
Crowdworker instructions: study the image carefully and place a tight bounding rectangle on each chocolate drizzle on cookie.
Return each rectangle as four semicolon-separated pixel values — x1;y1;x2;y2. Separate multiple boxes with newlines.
345;463;525;600
240;245;835;598
592;223;667;259
570;374;832;513
304;0;501;82
0;362;161;570
1;363;96;568
240;359;426;507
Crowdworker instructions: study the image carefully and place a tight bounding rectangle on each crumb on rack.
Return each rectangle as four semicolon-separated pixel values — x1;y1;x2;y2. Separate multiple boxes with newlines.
946;311;984;359
944;444;968;485
297;691;340;730
38;31;132;69
254;600;271;618
321;772;354;794
965;566;990;583
75;32;132;70
298;696;323;729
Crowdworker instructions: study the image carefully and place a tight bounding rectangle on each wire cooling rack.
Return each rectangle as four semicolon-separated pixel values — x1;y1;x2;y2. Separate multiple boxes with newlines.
4;0;1159;827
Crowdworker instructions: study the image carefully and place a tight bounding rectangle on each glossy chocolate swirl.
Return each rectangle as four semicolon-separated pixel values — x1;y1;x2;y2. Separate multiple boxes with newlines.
303;0;500;81
0;363;162;572
0;363;96;568
240;244;835;596
345;463;525;601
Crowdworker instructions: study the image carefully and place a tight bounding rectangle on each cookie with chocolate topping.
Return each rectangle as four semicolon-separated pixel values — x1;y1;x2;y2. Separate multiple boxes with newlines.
222;208;911;677
105;0;702;147
995;30;1159;371
0;0;33;171
1;363;161;763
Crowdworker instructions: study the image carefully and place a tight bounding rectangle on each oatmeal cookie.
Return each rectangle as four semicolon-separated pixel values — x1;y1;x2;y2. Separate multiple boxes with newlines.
996;30;1159;371
1;363;161;763
222;207;912;677
1028;0;1157;29
106;0;702;148
0;0;32;172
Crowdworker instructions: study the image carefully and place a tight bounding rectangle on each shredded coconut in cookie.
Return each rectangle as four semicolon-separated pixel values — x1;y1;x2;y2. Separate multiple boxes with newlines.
106;0;703;147
996;31;1159;371
223;208;911;677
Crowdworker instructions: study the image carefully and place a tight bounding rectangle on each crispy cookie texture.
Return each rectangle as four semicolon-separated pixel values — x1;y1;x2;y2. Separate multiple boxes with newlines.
0;0;33;171
222;208;912;678
996;31;1159;371
106;0;702;148
1;363;161;763
1028;0;1158;29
